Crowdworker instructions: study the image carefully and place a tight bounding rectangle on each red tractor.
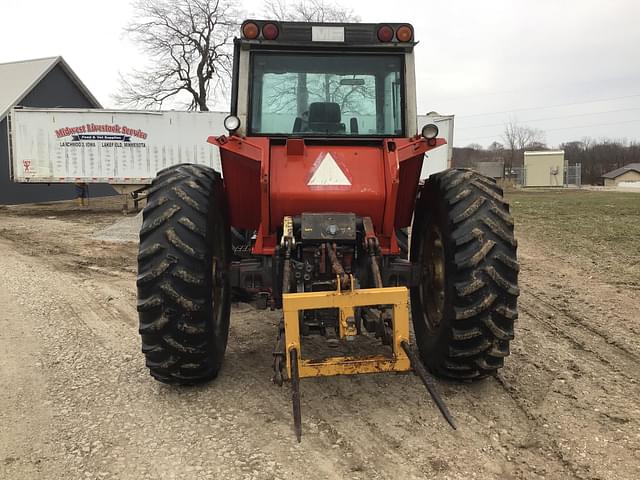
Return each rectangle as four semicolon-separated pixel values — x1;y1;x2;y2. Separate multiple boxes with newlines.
137;20;519;441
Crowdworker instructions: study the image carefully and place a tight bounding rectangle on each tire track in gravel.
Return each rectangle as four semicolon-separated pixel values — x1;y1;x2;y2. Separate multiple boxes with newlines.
0;245;298;480
0;225;408;479
0;231;585;479
517;238;640;359
501;287;640;480
214;308;437;479
168;303;429;480
220;306;549;479
490;372;589;480
522;285;640;364
259;338;578;480
298;376;447;479
3;206;640;479
489;298;617;480
519;297;640;387
216;327;377;479
77;297;365;480
2;239;380;480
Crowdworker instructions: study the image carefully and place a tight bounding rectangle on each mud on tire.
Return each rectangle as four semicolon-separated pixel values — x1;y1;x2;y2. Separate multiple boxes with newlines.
137;164;231;384
410;168;519;379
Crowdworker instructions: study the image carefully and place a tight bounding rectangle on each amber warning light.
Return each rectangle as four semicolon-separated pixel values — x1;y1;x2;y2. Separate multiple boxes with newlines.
396;25;413;42
242;22;259;39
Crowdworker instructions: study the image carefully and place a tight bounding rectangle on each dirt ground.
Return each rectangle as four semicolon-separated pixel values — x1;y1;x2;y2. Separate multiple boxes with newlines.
1;193;639;480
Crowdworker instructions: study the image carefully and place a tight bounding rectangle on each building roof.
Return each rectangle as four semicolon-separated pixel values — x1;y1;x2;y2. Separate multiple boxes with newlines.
524;150;565;156
602;163;640;179
0;56;101;121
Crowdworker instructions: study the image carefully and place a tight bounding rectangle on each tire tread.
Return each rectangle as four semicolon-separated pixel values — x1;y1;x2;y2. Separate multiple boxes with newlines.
411;168;519;379
137;164;230;385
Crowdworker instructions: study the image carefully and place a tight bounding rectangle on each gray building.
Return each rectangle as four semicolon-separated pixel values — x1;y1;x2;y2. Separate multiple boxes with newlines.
474;161;504;179
602;163;640;186
0;56;115;204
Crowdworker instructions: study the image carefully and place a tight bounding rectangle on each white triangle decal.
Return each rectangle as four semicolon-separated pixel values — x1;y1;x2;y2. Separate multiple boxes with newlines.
307;153;351;186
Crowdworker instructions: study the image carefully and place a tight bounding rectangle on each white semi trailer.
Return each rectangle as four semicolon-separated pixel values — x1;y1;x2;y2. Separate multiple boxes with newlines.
9;108;226;194
9;108;453;191
417;113;454;179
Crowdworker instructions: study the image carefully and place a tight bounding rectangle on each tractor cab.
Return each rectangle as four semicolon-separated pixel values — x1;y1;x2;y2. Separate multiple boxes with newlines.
228;21;419;139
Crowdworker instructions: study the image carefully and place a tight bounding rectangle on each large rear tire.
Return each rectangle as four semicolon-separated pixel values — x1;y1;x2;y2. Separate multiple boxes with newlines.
137;164;231;385
410;169;519;379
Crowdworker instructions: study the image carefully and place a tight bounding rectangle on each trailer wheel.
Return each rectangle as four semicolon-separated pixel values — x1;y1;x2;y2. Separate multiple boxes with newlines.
137;164;231;384
410;169;519;379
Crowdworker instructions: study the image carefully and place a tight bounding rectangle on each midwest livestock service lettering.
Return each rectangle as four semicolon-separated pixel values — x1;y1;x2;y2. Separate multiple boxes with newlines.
55;124;148;140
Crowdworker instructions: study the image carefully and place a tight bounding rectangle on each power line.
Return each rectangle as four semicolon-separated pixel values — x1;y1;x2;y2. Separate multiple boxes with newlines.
455;118;640;143
456;93;640;118
456;106;640;130
430;75;640;102
547;117;640;132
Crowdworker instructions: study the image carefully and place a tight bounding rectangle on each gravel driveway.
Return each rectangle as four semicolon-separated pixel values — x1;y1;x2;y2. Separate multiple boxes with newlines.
1;201;639;480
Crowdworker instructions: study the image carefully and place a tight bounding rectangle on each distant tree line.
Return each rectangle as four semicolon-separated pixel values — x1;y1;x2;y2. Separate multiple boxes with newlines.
560;139;640;184
454;119;640;184
454;138;640;185
454;120;547;172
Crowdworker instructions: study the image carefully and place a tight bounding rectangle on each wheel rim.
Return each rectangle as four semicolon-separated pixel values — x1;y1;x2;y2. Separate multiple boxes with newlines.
420;223;446;332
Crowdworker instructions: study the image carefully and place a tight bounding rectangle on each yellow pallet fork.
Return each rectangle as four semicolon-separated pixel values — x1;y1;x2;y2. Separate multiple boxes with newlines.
274;219;456;442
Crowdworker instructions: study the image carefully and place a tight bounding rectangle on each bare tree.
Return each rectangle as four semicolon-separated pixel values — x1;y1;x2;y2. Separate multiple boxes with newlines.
263;0;359;22
115;0;241;111
466;143;484;150
502;119;545;172
488;141;504;151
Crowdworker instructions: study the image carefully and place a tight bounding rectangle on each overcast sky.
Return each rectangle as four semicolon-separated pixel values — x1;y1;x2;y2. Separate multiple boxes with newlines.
2;0;640;147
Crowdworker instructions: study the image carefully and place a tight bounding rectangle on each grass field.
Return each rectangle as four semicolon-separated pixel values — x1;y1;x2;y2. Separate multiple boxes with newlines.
508;189;640;287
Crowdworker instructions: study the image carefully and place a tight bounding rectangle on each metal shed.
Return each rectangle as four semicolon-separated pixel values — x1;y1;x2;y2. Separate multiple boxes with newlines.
523;150;565;187
0;56;115;204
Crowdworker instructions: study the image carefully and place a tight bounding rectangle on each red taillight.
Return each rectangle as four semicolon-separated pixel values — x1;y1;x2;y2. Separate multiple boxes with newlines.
377;25;394;42
396;25;413;42
262;22;279;40
242;22;259;39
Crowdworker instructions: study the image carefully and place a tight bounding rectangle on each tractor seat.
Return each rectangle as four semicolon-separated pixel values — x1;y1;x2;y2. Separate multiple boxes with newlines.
307;102;345;133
